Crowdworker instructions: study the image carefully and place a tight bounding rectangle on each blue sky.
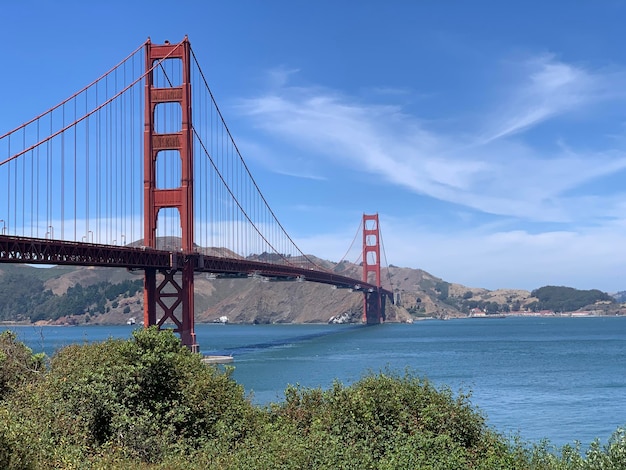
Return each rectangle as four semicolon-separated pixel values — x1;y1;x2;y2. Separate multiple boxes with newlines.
4;1;626;292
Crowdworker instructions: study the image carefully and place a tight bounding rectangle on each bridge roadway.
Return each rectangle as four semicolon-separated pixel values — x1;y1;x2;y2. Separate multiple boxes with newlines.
0;235;393;297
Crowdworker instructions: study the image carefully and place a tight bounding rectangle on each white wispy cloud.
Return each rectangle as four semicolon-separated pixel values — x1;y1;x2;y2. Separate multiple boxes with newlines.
265;66;301;89
232;137;327;180
481;54;597;143
235;54;626;223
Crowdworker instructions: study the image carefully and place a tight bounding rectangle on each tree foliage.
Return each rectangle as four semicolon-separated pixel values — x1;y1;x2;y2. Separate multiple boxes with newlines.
0;278;143;322
0;327;256;467
529;286;613;312
0;331;45;400
434;281;450;300
0;274;53;322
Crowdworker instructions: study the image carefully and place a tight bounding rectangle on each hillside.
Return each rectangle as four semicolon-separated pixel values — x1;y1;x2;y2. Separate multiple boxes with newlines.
1;255;623;325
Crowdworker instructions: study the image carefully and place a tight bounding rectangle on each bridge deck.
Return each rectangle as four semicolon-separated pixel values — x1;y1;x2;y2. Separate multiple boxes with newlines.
0;235;393;298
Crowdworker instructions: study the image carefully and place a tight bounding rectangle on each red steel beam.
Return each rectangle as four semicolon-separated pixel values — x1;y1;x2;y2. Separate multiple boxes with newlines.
0;235;174;268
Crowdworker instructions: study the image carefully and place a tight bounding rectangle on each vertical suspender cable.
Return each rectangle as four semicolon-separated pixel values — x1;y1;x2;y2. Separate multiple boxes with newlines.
36;121;39;237
85;100;90;240
61;104;65;239
30;132;34;237
2;135;10;233
21;130;25;235
6;134;10;234
120;63;124;244
48;110;52;238
95;83;100;242
130;55;134;244
73;97;77;241
105;75;109;244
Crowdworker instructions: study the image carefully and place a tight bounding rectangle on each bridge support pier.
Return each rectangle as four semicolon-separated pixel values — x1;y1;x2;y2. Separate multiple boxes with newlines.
364;290;386;324
144;268;157;326
143;260;198;353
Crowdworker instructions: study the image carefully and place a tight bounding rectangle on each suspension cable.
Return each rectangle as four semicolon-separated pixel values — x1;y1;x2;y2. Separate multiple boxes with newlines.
337;218;362;264
0;41;147;141
379;224;394;291
1;39;185;167
190;47;326;271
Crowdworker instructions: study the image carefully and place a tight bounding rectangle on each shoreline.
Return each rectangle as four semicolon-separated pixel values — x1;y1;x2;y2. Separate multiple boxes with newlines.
2;312;625;329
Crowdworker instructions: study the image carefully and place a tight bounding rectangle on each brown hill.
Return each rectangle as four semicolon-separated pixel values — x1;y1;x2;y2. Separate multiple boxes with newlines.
0;253;541;325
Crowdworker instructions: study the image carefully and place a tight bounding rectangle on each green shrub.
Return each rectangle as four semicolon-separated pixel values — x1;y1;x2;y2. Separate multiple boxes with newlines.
266;370;510;468
0;330;45;399
2;330;626;469
1;327;257;467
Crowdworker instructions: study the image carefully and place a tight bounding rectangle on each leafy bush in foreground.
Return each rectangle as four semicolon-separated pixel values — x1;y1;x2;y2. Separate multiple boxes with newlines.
0;330;45;399
0;327;258;468
1;328;626;469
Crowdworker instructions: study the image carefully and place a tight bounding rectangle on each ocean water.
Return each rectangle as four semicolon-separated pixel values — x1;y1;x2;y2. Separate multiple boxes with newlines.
4;316;626;448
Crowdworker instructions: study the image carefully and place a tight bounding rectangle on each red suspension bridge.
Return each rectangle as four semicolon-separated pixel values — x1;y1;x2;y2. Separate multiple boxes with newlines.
0;37;393;351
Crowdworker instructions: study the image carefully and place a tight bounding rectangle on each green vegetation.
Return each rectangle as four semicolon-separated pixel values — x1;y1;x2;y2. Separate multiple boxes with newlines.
0;331;45;400
434;281;450;300
0;264;77;283
1;328;625;468
0;327;253;468
0;277;142;322
439;296;510;315
0;273;54;322
434;285;615;316
528;286;613;312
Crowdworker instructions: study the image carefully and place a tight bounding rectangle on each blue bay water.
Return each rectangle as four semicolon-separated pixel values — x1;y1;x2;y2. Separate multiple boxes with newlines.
3;316;626;448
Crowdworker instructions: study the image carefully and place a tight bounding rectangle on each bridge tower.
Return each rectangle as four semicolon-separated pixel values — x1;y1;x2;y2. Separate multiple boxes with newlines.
143;37;198;352
362;213;386;324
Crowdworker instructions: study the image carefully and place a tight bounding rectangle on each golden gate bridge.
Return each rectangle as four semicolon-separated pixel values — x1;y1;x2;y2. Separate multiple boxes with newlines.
0;37;393;351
